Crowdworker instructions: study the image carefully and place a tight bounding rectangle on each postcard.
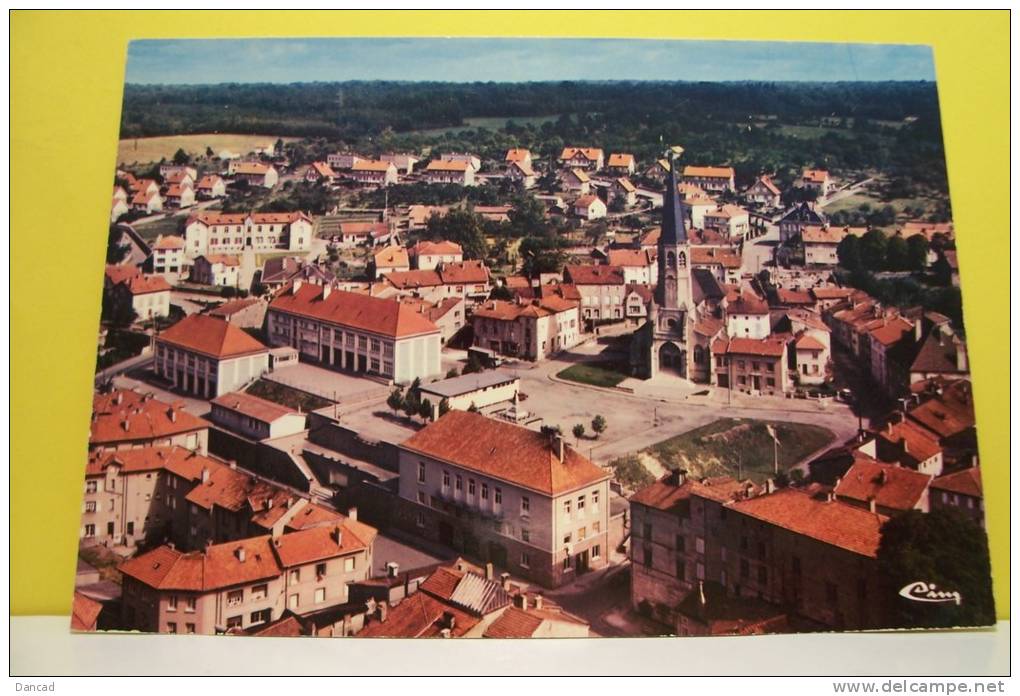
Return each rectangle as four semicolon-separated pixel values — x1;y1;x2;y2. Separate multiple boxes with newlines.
74;37;992;638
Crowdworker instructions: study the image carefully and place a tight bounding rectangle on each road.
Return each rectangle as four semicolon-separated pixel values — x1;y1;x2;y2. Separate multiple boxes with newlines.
95;353;153;387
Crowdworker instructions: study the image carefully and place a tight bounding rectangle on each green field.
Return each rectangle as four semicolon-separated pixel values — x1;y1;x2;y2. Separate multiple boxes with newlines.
409;114;560;137
642;418;835;484
132;214;186;242
556;361;629;389
117;133;298;166
246;379;333;412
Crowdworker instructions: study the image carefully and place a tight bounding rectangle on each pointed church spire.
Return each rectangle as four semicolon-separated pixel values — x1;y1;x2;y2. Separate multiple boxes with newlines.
661;155;688;245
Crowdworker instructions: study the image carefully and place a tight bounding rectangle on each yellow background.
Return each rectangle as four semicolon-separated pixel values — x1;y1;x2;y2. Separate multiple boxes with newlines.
10;10;1010;618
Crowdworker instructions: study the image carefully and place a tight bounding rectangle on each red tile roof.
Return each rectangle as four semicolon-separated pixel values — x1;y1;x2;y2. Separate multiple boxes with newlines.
931;467;982;498
86;445;214;479
794;334;826;352
573;195;603;209
196;175;222;190
90;390;209;447
352;159;396;172
834;457;932;512
188;211;310;227
559;147;603;161
564;264;626;285
811;287;855;301
311;161;337;178
71;592;103;631
402;410;609;496
607;153;635;167
504;148;531;162
684;165;735;179
630;474;751;514
869;316;915;347
727;290;770;315
384;269;443;290
269;282;440;338
152;235;185;251
373;245;409;268
157;314;268;359
482;604;588;638
119;522;373;592
438;260;490;285
730;489;887;557
357;591;479;638
105;264;141;285
877;419;943;463
211;391;299;423
473;296;578;322
719;337;787;358
802;169;829;183
233;162;272;175
692;246;742;270
607;249;653;268
412;240;463;257
207;297;261;318
123;274;171;296
907;380;975;439
426;159;471;172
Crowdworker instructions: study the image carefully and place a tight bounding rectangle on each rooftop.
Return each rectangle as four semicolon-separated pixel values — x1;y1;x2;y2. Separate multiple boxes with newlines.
418;370;519;399
157;314;268;359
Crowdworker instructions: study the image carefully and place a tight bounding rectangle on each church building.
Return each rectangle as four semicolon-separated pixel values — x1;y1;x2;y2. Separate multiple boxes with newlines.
630;158;698;379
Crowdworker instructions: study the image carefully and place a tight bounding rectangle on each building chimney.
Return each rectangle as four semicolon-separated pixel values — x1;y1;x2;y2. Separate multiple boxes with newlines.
955;342;968;372
698;581;706;606
867;496;877;514
534;595;543;610
229;461;237;470
485;562;494;580
439;628;452;639
443;611;456;631
263;498;273;511
322;284;332;300
347;506;358;522
292;279;303;294
332;525;343;547
168;408;177;423
235;547;246;562
515;594;528;611
378;601;388;623
764;478;776;494
122;419;130;432
669;469;687;487
878;470;888;485
201;467;210;484
500;572;511;591
386;561;400;579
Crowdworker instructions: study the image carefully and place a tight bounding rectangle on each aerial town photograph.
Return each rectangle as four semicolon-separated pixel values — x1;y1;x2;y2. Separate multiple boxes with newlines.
73;36;993;640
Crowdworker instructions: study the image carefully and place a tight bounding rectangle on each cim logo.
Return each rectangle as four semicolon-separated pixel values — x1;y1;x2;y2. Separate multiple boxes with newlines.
898;581;962;606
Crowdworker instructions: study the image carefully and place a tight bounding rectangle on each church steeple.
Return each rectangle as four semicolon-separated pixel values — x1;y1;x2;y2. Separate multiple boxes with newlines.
660;155;688;245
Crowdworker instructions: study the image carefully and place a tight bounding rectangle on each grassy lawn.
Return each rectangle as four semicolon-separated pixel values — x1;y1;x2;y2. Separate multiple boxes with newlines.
132;214;186;242
556;361;629;389
117;133;298;166
642;418;835;485
246;379;333;412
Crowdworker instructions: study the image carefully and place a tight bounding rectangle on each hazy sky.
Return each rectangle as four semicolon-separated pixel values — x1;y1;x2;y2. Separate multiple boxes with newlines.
125;38;935;84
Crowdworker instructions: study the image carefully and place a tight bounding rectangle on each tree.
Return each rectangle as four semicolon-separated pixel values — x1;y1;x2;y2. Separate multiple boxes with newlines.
467;402;479;413
885;235;909;271
877;510;994;629
438;397;451;417
906;234;930;272
837;234;862;271
591;415;607;439
859;229;889;271
506;195;548;238
425;207;488;260
205;146;214;158
418;398;433;423
445;367;460;379
519;235;567;278
386;388;404;417
401;392;419;421
489;284;514;301
172;148;191;166
572;423;586;445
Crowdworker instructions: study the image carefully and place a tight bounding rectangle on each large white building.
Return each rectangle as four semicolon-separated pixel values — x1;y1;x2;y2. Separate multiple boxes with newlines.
396;410;611;587
155;314;271;398
266;280;443;384
184;211;313;259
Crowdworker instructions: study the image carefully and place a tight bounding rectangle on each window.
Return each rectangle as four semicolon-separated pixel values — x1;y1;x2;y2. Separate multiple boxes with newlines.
167;622;177;634
316;562;327;579
250;608;271;625
642;522;652;539
563;557;572;571
185;597;196;613
226;615;243;630
251;584;268;600
494;487;502;505
676;559;686;580
578;526;587;541
344;557;356;573
695;537;705;555
521;529;530;543
288;594;300;610
643;546;652;566
697;563;706;581
481;483;489;500
577;495;585;512
592;489;599;510
521;496;530;513
84;501;96;513
84;524;95;538
185;623;196;634
416;511;425;527
591;545;601;559
86;480;97;494
167;596;178;612
520;552;531;568
468;479;476;496
290;569;300;583
417;462;426;483
593;521;601;534
315;588;326;604
675;534;685;552
455;475;463;491
227;590;243;607
564;499;572;518
126;521;135;536
563;532;572;545
417;491;426;505
442;471;450;488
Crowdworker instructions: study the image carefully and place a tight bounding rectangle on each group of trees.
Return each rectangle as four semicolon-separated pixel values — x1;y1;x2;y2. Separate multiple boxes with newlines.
837;229;932;274
386;380;451;424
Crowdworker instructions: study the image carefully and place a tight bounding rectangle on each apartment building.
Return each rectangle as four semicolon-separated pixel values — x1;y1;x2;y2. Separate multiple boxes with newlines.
184;211;312;259
471;295;581;361
89;389;210;455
